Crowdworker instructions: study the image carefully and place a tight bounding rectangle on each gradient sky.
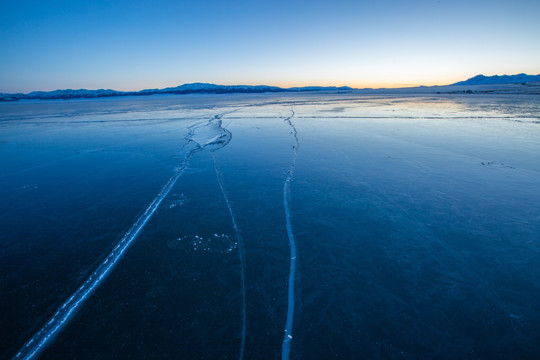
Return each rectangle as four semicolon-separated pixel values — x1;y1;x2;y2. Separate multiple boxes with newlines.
1;0;539;93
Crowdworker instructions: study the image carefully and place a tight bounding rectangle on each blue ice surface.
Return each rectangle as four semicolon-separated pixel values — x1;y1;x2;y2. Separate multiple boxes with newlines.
1;93;540;359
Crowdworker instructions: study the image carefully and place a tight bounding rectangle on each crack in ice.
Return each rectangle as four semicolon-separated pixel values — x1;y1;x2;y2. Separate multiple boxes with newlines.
13;152;195;360
14;111;238;360
212;152;247;360
282;109;298;360
186;112;246;360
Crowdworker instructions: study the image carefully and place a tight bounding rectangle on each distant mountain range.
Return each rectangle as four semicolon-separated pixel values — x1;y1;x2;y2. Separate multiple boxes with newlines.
1;74;539;101
0;83;353;101
452;73;540;86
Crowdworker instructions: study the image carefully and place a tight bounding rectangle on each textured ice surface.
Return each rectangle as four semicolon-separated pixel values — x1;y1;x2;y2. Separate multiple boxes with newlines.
1;93;540;360
169;234;237;254
186;117;232;152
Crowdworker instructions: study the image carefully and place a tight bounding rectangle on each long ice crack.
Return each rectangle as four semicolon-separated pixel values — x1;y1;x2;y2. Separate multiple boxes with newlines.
14;152;195;360
281;109;298;360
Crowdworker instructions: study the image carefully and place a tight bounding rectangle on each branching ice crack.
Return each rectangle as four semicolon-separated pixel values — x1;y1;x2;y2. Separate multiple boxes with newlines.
14;108;247;360
187;111;246;360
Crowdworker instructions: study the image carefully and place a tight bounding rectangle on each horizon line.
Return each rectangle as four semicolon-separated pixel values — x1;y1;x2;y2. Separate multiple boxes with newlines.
2;73;540;95
2;82;445;94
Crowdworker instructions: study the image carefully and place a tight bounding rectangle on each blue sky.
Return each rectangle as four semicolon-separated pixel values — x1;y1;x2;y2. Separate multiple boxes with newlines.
1;0;539;92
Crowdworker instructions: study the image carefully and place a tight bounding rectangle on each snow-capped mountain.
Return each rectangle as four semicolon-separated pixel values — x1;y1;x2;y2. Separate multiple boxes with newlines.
25;89;122;99
453;73;540;86
157;83;283;94
0;83;350;101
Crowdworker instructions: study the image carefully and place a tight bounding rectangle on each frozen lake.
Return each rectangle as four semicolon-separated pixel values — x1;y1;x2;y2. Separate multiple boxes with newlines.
1;93;540;359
